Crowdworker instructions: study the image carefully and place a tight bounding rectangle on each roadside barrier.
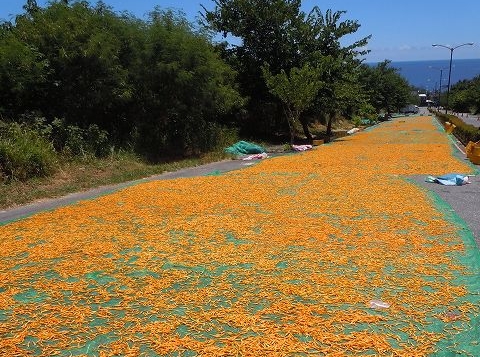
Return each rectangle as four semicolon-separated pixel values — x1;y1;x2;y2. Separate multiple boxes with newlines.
444;121;456;134
466;140;480;164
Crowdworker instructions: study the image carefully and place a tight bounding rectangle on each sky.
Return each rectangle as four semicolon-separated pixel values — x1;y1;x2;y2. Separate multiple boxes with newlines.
1;0;479;62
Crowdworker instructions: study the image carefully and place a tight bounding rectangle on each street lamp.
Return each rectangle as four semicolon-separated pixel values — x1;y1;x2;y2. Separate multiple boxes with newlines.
432;43;474;114
429;66;448;110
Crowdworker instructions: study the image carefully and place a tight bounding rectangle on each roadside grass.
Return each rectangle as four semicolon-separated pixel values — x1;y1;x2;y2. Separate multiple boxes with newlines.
0;150;230;210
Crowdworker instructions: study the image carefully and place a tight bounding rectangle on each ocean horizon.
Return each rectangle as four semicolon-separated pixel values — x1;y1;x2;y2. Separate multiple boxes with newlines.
368;58;480;90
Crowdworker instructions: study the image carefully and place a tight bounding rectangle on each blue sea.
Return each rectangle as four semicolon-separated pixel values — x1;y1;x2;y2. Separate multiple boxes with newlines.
369;58;480;90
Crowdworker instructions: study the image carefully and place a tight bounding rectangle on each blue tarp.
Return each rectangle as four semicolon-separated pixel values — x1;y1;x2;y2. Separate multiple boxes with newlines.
426;173;470;186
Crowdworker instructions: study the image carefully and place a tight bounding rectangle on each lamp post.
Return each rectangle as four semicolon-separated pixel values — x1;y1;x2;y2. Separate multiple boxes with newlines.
429;66;447;110
432;43;474;114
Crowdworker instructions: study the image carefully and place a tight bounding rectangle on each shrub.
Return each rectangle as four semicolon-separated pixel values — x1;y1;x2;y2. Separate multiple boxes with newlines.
0;121;57;182
433;111;480;145
136;119;239;160
47;118;110;159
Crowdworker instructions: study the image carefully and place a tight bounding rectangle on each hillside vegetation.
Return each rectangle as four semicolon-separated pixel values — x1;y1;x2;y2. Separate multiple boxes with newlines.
1;0;414;205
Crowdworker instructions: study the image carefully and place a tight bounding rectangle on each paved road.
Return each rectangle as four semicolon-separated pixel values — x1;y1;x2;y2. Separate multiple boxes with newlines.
1;124;479;249
419;108;480;128
410;174;480;248
453;112;480;128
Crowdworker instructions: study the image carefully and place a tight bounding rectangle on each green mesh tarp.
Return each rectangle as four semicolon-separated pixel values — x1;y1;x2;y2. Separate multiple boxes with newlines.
1;116;479;356
225;141;265;156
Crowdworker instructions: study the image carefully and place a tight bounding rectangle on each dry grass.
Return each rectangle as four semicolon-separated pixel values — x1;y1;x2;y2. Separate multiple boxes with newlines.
0;151;228;210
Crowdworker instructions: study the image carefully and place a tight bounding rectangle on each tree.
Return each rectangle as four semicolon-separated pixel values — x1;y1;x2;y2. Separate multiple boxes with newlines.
262;63;323;145
450;76;480;114
132;8;244;157
1;1;244;159
203;2;370;140
0;29;49;116
311;56;365;141
358;61;411;113
23;0;39;15
466;77;480;114
203;0;303;76
12;1;139;141
202;0;305;136
299;8;370;140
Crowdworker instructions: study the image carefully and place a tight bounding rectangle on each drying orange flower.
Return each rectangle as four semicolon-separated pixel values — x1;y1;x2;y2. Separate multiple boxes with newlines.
0;116;478;356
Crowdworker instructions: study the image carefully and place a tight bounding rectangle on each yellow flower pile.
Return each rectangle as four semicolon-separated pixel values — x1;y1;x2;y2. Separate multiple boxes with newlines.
0;117;478;356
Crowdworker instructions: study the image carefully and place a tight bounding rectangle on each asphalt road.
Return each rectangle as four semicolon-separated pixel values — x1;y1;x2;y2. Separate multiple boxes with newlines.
409;174;480;248
454;112;480;128
419;107;480;128
412;111;480;247
1;124;479;248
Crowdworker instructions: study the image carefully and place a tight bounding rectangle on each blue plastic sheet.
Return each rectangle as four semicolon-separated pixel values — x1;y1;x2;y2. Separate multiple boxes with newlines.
426;173;470;186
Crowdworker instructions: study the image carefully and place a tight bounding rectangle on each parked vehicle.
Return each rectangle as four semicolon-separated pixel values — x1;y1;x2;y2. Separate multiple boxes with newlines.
400;104;419;114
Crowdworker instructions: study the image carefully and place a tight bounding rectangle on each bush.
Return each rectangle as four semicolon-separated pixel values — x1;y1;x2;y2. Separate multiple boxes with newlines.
135;119;239;160
433;111;480;145
30;118;110;159
0;122;57;182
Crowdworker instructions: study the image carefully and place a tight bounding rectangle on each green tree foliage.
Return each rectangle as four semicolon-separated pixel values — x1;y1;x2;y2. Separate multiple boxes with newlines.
23;0;40;15
204;0;303;81
203;1;370;139
12;1;140;141
262;64;323;144
132;8;244;158
450;76;480;114
0;31;49;115
300;8;370;139
358;60;412;113
203;0;305;137
0;1;243;161
354;102;378;124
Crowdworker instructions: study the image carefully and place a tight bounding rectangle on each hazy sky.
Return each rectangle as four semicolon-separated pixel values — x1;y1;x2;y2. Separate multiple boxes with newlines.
1;0;479;62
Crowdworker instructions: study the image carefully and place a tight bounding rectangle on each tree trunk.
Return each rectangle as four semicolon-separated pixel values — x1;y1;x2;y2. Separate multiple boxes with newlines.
325;111;334;143
299;115;313;142
288;113;297;146
284;106;296;146
289;122;295;146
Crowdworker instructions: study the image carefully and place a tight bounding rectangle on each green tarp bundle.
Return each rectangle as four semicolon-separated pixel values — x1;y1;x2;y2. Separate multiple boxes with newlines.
225;141;265;156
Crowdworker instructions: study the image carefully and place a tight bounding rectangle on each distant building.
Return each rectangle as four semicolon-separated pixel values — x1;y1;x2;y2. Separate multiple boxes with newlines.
418;93;427;106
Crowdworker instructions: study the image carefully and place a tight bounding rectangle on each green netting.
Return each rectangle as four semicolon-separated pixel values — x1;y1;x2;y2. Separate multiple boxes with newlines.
205;169;223;176
408;180;480;355
1;117;480;356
